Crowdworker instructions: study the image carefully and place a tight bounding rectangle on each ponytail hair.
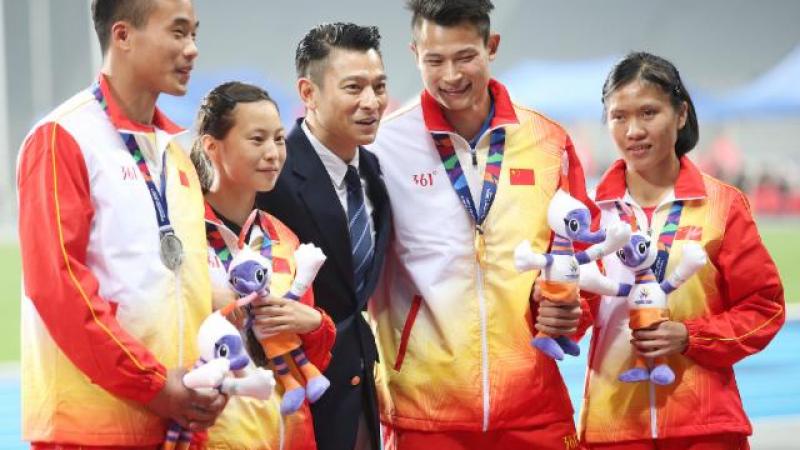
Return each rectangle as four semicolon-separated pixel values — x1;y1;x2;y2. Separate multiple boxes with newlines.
602;52;699;157
190;81;277;193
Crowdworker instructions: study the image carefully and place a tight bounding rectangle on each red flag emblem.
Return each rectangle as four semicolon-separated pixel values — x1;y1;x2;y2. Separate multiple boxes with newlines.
510;168;535;185
179;170;189;187
273;257;291;274
675;226;702;241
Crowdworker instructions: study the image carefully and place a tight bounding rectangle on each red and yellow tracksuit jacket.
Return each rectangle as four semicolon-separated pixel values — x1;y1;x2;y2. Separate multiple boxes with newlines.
580;156;785;443
369;79;595;433
17;75;211;445
204;205;335;450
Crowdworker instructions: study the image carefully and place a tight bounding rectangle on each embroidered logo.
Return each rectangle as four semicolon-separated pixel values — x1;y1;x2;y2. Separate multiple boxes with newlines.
121;165;139;181
566;259;579;280
412;170;437;187
635;287;653;305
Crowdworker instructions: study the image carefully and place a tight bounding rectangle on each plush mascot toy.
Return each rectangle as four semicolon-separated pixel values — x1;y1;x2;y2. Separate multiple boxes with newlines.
580;230;707;385
228;244;331;415
514;189;631;360
163;294;275;450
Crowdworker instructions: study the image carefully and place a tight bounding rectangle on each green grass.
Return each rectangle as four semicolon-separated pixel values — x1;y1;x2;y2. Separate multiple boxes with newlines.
0;244;20;362
0;221;796;362
758;220;800;306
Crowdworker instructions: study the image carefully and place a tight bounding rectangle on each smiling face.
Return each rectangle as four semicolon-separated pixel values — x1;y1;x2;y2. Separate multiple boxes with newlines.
412;19;498;116
125;0;198;96
301;48;387;155
605;80;687;175
207;101;286;194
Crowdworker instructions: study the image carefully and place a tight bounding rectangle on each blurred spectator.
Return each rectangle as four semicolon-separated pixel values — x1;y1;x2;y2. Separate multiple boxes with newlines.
752;172;783;215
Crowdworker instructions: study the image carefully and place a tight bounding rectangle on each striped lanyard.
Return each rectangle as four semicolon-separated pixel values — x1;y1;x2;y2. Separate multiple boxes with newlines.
92;83;173;236
432;127;505;263
206;209;277;271
615;200;684;282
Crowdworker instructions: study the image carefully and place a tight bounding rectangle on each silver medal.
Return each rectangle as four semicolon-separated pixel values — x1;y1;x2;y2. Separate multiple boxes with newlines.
160;232;184;271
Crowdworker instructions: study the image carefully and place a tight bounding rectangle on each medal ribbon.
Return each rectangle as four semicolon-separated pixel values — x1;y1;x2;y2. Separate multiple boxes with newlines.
207;209;278;271
615;200;684;282
432;127;506;263
92;83;174;236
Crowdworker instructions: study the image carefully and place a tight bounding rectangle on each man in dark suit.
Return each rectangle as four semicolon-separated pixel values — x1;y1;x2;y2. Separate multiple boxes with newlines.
257;23;390;450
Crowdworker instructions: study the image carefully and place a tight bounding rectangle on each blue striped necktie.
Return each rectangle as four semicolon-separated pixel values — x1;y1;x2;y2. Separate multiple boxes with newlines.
345;165;374;297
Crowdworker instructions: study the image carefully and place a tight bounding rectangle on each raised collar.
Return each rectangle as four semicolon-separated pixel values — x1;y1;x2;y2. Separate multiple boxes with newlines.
97;74;183;135
204;201;223;224
204;201;279;250
594;155;707;204
421;78;519;133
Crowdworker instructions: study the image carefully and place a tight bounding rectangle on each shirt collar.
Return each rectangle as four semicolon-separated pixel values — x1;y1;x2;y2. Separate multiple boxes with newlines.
97;73;183;135
301;119;360;189
421;78;519;133
204;201;238;251
594;155;707;204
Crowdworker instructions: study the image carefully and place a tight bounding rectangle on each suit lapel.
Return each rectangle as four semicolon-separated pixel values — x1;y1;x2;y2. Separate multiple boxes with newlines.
286;123;355;293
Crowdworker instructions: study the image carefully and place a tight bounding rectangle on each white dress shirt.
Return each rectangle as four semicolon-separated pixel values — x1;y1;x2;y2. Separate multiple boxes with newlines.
301;120;376;245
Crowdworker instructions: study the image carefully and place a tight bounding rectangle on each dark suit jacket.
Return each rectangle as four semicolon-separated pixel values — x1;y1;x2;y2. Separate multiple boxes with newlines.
257;119;390;450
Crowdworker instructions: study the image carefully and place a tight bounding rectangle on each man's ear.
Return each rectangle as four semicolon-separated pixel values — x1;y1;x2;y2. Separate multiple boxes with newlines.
486;32;500;62
297;77;317;110
110;21;134;51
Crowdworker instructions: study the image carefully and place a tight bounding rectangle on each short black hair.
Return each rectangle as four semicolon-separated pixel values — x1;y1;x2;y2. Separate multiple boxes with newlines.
91;0;154;54
407;0;494;43
191;81;277;193
602;52;700;157
295;22;382;85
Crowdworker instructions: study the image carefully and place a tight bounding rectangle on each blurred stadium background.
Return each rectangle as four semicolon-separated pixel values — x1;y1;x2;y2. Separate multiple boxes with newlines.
0;1;798;448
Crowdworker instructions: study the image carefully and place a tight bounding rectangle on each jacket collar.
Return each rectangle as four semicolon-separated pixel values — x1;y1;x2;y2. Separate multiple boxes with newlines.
97;74;183;135
204;201;280;251
204;201;223;224
421;78;518;133
595;155;706;204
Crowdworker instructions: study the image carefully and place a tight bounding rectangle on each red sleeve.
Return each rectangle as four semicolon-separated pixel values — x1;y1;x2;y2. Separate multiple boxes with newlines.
682;190;785;368
17;122;167;404
297;288;335;371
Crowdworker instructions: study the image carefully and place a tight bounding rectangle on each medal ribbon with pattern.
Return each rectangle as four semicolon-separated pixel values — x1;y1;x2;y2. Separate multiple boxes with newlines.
432;128;505;264
615;200;684;282
92;82;183;270
207;209;278;272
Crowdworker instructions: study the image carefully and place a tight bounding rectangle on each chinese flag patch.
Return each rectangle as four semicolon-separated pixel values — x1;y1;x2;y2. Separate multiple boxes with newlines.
510;168;535;185
675;226;702;241
273;257;291;274
179;170;189;187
